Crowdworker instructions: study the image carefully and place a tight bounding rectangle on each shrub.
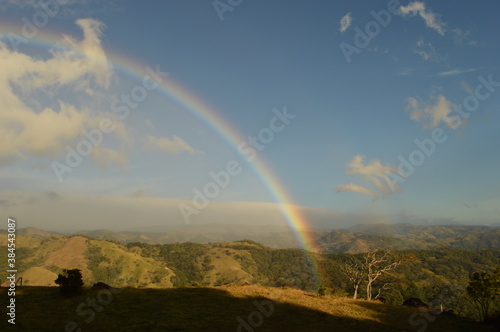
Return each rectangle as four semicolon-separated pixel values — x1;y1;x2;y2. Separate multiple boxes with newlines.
318;285;328;296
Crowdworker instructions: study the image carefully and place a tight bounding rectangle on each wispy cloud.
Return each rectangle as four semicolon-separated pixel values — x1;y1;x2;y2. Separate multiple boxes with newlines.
400;1;445;35
335;183;376;197
437;68;481;77
339;12;352;33
2;0;84;8
335;155;400;200
460;80;474;95
414;38;442;61
0;0;117;17
452;28;476;45
397;68;415;76
367;47;390;55
91;146;128;170
129;189;147;198
144;135;204;155
462;203;478;208
405;94;455;129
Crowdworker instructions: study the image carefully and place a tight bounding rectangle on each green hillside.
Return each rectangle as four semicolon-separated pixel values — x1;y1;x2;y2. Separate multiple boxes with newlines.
0;235;174;288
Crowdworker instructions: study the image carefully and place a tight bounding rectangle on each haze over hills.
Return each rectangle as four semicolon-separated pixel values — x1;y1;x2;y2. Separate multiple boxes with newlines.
4;223;499;253
5;191;498;234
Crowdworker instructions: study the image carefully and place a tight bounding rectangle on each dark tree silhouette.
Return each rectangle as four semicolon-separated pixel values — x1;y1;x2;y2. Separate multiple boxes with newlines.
466;267;500;322
55;269;84;296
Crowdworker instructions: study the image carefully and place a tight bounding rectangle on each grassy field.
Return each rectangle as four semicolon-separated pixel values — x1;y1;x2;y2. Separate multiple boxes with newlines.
1;285;496;332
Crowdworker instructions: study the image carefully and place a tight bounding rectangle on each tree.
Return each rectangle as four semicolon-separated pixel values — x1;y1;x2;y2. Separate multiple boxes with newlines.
466;267;500;322
364;250;408;301
339;250;412;300
55;269;84;296
342;259;364;299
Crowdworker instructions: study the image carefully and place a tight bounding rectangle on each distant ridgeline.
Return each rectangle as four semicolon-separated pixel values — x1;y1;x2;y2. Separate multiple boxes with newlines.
3;223;498;252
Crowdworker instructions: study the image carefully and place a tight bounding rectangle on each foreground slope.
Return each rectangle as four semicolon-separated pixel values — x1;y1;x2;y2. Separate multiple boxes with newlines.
1;285;494;332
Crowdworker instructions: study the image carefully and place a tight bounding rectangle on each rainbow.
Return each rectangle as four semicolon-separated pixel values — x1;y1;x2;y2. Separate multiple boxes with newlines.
0;21;323;283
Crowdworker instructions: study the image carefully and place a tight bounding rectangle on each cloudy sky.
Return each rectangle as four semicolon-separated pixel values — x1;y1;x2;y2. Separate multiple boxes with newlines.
0;0;499;231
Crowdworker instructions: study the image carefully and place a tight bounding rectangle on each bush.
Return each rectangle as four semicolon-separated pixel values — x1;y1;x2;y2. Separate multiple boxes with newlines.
55;269;84;296
318;285;328;296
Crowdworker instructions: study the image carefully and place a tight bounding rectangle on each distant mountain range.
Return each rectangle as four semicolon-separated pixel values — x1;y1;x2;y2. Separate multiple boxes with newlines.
4;223;499;253
317;223;500;253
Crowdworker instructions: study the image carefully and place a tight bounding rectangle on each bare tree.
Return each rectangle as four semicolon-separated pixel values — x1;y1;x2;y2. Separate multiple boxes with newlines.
364;250;406;301
340;250;415;301
342;259;363;299
373;282;391;301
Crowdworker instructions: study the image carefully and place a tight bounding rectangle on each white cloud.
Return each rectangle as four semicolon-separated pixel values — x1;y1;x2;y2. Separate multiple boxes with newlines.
0;19;128;167
339;12;352;33
400;1;445;35
336;155;400;200
145;135;204;155
405;94;455;129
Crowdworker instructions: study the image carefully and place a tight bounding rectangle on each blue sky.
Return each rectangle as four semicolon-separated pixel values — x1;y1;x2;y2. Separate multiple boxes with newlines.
0;0;499;230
